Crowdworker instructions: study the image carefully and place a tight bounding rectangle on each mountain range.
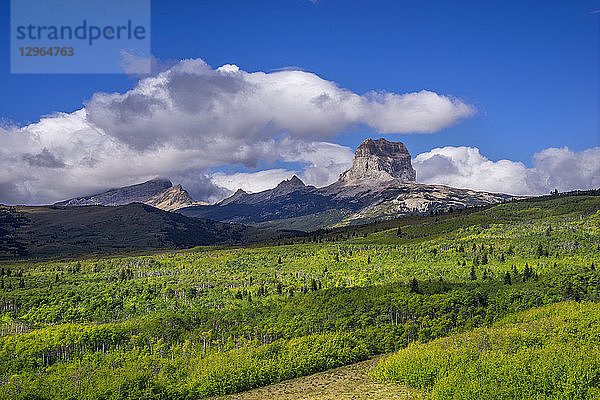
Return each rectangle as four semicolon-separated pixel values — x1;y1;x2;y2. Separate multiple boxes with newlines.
55;178;207;211
0;138;522;258
178;138;515;230
53;138;516;231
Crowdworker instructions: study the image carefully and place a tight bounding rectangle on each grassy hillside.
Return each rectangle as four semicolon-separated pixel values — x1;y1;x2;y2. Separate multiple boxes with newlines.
0;192;598;399
373;301;600;400
0;203;293;260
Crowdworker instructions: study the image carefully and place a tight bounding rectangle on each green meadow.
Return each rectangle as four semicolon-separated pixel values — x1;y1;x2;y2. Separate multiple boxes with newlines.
0;192;599;399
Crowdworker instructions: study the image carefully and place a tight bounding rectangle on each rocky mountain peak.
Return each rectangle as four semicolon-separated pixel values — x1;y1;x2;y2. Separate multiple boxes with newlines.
338;138;416;183
276;175;306;190
270;175;308;197
218;188;248;206
146;184;206;211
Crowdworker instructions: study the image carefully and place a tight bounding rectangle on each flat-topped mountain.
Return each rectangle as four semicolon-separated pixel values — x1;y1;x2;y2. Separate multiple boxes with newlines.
179;138;515;230
339;138;416;183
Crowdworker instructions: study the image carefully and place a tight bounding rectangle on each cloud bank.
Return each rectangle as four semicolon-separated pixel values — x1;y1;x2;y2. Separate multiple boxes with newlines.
413;146;600;195
0;58;474;204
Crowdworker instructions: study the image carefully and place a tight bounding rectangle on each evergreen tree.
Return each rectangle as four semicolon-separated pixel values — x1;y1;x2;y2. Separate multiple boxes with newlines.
504;271;512;285
524;263;532;280
536;242;544;257
511;265;519;281
409;278;420;294
470;265;477;281
564;283;575;300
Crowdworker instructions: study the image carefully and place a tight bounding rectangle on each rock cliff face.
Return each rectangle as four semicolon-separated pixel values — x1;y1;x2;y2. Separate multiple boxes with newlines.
339;138;416;183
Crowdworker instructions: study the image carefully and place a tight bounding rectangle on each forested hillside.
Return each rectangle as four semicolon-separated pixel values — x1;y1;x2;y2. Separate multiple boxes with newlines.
0;203;293;260
373;301;600;399
0;193;598;399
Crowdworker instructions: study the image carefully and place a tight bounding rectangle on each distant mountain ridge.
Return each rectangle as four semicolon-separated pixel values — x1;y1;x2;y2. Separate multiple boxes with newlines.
53;138;518;231
56;178;172;207
178;138;516;230
55;178;207;211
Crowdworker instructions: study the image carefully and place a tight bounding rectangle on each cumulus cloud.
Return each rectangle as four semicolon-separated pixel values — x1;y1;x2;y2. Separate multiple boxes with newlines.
84;58;474;152
0;58;472;205
413;146;600;195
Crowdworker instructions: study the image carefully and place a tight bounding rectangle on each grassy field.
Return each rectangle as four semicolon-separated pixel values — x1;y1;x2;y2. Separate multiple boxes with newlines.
0;192;598;399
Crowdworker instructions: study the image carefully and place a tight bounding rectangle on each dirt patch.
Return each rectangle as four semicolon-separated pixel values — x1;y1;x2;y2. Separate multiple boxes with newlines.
212;356;422;400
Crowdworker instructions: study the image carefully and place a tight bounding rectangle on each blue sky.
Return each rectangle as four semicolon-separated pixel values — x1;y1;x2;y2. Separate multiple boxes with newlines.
0;0;599;203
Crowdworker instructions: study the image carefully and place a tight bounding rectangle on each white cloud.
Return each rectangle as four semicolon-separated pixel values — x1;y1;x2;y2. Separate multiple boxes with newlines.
414;146;600;195
531;147;600;192
119;50;151;75
211;169;296;193
277;139;354;187
208;140;355;194
0;58;471;205
84;58;475;151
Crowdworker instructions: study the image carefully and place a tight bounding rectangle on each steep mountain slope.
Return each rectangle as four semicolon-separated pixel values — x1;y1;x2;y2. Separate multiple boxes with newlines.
55;178;174;207
145;184;208;211
0;203;293;260
179;138;515;230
